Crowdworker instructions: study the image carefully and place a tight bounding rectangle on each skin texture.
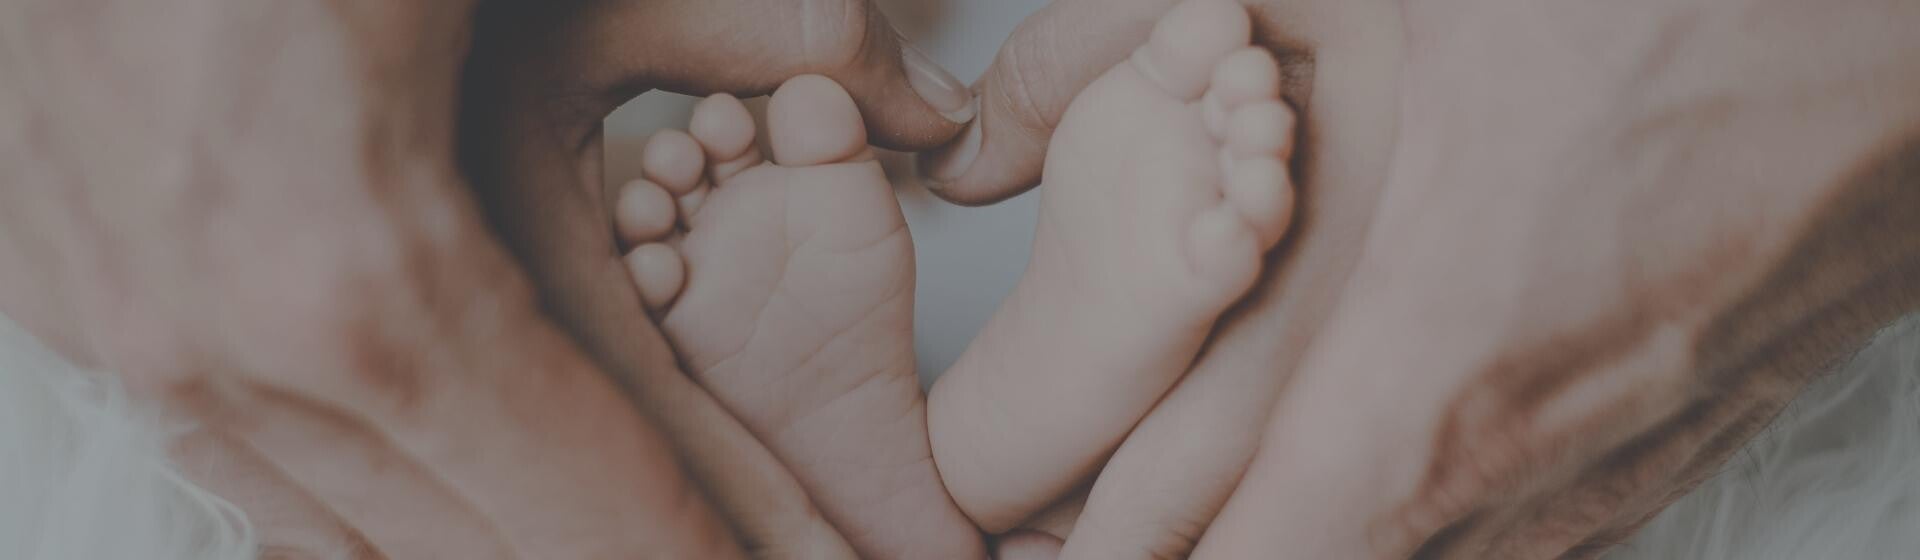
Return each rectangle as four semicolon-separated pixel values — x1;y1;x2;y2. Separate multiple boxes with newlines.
0;0;974;557
928;0;1296;534
613;77;983;560
0;2;739;558
927;0;1920;558
925;0;1404;556
7;0;1914;556
1195;0;1920;556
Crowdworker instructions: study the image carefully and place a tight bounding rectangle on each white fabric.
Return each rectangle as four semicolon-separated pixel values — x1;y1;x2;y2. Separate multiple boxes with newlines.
0;317;253;560
1612;316;1920;559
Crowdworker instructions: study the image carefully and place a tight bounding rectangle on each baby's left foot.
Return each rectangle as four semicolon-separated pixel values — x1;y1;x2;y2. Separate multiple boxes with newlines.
928;0;1297;532
613;76;982;560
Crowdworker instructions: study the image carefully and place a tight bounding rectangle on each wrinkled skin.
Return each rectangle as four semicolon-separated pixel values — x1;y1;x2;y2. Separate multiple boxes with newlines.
5;0;1918;556
1197;0;1920;557
0;0;971;557
934;0;1920;558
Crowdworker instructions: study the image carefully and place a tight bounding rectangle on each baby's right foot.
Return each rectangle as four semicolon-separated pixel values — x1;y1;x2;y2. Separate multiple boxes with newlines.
928;0;1297;532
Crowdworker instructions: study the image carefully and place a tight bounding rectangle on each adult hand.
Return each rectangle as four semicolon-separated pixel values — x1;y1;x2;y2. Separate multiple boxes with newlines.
459;0;977;556
938;0;1920;559
0;1;737;556
1195;0;1920;557
0;0;974;557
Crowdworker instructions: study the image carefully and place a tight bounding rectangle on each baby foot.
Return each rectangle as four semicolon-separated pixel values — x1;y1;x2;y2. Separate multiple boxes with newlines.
613;76;983;560
927;0;1297;532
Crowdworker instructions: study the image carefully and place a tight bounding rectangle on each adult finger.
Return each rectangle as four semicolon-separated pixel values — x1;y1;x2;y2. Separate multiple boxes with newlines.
173;214;747;558
917;0;1176;205
186;177;750;558
1189;255;1703;560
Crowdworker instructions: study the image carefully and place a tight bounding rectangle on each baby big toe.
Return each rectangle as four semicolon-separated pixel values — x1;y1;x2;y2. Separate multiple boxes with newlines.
1132;0;1252;101
766;75;870;167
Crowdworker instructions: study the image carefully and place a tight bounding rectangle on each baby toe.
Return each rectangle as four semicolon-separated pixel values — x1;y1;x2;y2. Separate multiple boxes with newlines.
1132;0;1252;101
642;129;707;196
615;179;680;246
1211;48;1283;115
1225;101;1297;160
690;93;764;183
1224;157;1295;247
624;242;686;311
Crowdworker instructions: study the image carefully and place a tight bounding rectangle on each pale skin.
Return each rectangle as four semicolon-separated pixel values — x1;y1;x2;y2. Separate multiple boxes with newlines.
612;76;984;560
602;3;1302;553
928;0;1299;534
0;0;981;557
6;0;1919;558
931;0;1920;559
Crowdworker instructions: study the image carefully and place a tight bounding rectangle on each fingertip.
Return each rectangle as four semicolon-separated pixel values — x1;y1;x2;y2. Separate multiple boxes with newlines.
902;42;978;124
914;65;1047;206
825;19;975;152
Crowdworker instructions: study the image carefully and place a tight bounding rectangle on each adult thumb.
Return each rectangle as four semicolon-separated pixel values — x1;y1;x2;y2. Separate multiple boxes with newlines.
917;0;1178;205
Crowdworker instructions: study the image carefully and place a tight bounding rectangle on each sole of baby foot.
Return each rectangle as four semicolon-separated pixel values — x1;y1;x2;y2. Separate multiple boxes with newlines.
928;0;1298;533
614;75;984;560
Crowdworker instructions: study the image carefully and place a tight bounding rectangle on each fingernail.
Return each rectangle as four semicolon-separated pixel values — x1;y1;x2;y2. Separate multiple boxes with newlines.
920;115;983;190
903;43;976;124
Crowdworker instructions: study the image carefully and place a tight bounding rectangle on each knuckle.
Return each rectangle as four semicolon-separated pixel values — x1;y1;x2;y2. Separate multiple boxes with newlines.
988;25;1071;136
797;0;879;70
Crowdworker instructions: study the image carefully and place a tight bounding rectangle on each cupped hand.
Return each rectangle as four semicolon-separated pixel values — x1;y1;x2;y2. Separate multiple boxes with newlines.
0;0;974;557
0;1;740;556
936;0;1920;558
1195;0;1920;557
460;0;981;556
